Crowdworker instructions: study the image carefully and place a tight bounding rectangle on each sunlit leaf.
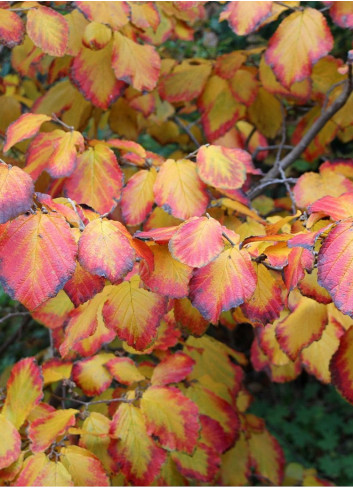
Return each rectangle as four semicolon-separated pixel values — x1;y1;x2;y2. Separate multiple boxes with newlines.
28;409;78;453
0;414;20;471
60;446;109;486
27;6;69;57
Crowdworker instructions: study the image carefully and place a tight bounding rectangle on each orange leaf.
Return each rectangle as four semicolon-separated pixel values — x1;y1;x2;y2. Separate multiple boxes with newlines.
31;290;74;330
197;144;249;189
308;192;353;221
190;244;257;323
82;21;112;50
330;325;353;404
26;6;69;57
72;353;115;396
248;427;285;485
3;113;51;152
120;169;157;226
135;225;179;245
42;359;72;385
71;43;126;109
171;443;220;483
64;261;105;308
154;159;209;220
151;352;195;386
0;212;77;310
0;9;24;47
78;219;135;283
0;414;20;471
141;386;199;453
28;409;78;452
60;446;109;486
174;297;209;336
102;276;168;350
327;1;353;28
76;1;130;30
63;144;123;214
220;1;272;35
79;412;114;474
265;8;333;87
109;403;166;485
105;357;145;385
0;162;34;224
169;216;224;268
112;32;160;92
14;453;73;486
3;357;42;430
140;244;193;298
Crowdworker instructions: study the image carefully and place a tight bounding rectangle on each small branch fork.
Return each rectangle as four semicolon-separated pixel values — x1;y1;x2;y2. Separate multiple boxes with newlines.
248;60;353;200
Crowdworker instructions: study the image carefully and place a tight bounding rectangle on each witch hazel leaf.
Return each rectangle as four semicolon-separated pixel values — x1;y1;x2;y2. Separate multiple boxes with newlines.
27;6;69;57
73;310;116;358
2;357;43;430
105;357;145;385
79;412;114;474
141;385;199;454
174;297;209;336
42;359;72;386
265;8;333;87
151;352;195;386
171;442;220;484
154;159;209;220
135;225;179;245
82;21;112;50
0;414;21;471
248;427;285;486
112;32;161;92
102;277;168;351
109;403;166;486
63;144;124;215
3;113;51;152
196;144;250;190
140;244;193;298
64;261;105;308
220;1;272;36
13;453;73;487
28;409;78;453
284;247;315;292
317;220;353;316
121;168;157;226
60;446;109;487
47;130;85;178
169;216;224;268
0;212;77;310
0;9;24;47
78;219;135;283
189;245;257;324
308;192;353;221
72;353;115;396
330;325;353;402
76;2;130;30
0;163;34;224
31;290;74;330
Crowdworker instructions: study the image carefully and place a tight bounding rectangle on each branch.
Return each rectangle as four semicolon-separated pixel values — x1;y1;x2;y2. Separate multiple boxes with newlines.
248;63;353;200
173;115;201;148
0;311;30;325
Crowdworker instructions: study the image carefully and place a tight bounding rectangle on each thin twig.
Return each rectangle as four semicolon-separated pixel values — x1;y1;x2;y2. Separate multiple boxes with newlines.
51;113;74;132
252;144;294;161
248;62;353;200
173;116;201;148
274;1;301;12
51;394;136;406
67;198;85;231
322;80;346;113
185;144;209;160
244;126;256;151
0;312;29;325
206;212;235;246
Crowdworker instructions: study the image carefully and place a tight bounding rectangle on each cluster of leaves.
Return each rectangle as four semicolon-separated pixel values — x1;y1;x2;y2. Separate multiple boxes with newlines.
1;0;353;485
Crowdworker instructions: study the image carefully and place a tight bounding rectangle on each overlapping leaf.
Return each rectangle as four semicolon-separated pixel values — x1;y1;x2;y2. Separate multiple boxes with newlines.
27;6;69;57
0;163;34;224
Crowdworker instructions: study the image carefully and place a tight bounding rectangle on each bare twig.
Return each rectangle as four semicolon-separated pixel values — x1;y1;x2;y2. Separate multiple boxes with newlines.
274;1;301;12
0;312;29;325
51;113;74;132
206;212;235;246
252;144;294;161
173;116;201;148
185;144;209;160
51;394;136;407
248;62;353;200
244;126;256;151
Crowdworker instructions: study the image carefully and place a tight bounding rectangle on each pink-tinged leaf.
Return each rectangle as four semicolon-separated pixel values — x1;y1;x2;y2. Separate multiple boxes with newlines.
135;226;179;245
28;409;78;452
121;169;157;226
64;262;105;307
3;113;51;152
72;353;115;396
79;412;114;474
220;432;251;485
174;297;209;336
0;212;77;310
327;1;353;28
318;220;353;316
105;357;145;385
42;359;72;385
266;8;333;88
151;352;195;385
220;1;272;36
0;163;34;224
78;219;135;283
189;244;257;323
154;159;209;220
241;263;283;325
59;289;108;358
0;414;20;471
141;385;199;454
60;446;109;487
248;427;285;486
284;247;315;292
82;21;112;50
13;453;73;487
112;32;160;92
299;269;332;305
71;44;126;109
73;312;115;357
31;290;74;330
109;403;166;485
2;357;43;429
171;442;220;483
308;193;353;221
196;144;249;190
102;276;168;351
276;296;328;361
63;144;124;214
76;2;130;30
169;216;224;268
140;244;193;298
0;9;24;47
330;325;353;403
152;311;182;351
27;6;69;57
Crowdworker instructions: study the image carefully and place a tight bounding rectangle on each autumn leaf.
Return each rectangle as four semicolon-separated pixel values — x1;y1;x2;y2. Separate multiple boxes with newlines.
14;453;73;486
220;1;272;36
60;446;109;486
105;357;145;385
121;169;157;226
151;352;195;386
0;414;21;471
28;409;78;452
26;6;69;57
0;212;77;310
3;113;51;152
72;353;115;396
0;9;24;47
171;443;220;483
0;163;34;224
76;1;130;30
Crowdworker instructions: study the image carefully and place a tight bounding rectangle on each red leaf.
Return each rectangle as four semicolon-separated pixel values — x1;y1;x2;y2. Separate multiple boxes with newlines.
0;9;24;47
4;113;51;152
0;163;34;224
151;352;195;385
